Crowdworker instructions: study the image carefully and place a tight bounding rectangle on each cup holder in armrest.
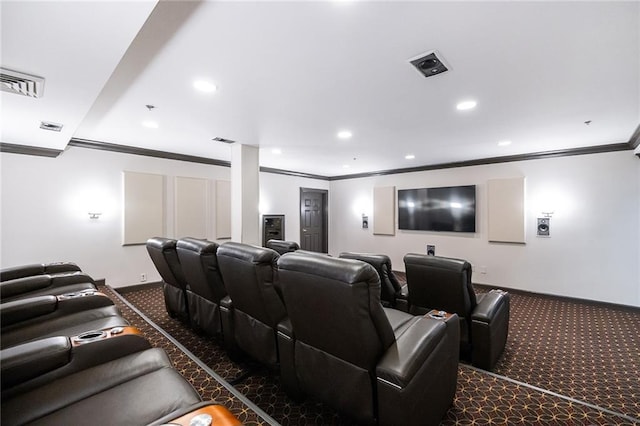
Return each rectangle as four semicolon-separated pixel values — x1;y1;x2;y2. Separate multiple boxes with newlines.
72;330;107;344
426;310;453;320
57;290;99;300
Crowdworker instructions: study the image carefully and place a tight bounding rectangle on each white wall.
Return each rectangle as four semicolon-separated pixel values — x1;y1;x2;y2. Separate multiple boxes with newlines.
0;147;230;287
329;151;640;307
259;172;330;245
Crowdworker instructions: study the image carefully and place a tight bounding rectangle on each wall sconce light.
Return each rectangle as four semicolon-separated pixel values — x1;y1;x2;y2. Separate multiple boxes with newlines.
88;212;102;219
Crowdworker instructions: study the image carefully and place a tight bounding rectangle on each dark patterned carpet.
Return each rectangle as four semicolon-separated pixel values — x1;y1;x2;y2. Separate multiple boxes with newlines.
115;282;640;425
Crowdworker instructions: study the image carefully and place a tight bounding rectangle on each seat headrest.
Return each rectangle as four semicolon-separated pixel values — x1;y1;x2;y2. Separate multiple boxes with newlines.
146;237;177;251
404;254;471;273
217;242;279;263
176;237;219;255
279;252;378;285
339;252;392;270
265;239;300;255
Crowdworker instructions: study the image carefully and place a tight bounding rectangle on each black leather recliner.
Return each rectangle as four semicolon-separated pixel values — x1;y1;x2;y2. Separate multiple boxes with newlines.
266;239;300;255
146;237;189;321
1;292;127;348
338;252;408;310
1;347;203;425
1;272;96;303
176;238;227;337
1;262;82;282
277;253;460;426
217;242;285;366
404;254;510;370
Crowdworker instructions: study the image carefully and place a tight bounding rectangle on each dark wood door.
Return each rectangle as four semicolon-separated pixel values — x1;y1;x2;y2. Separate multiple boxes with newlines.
300;189;327;253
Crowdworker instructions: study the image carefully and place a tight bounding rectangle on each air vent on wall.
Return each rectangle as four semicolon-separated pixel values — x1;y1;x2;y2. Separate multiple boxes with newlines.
408;50;449;78
212;137;236;144
0;68;45;98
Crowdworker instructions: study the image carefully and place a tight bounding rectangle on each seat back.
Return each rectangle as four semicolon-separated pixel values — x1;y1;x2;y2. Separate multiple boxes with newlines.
146;237;189;319
403;254;476;319
216;242;284;365
338;252;403;306
277;253;394;424
176;238;226;335
265;239;299;255
146;238;185;290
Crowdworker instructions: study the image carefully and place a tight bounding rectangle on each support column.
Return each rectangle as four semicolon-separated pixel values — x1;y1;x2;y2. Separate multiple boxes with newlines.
230;144;260;245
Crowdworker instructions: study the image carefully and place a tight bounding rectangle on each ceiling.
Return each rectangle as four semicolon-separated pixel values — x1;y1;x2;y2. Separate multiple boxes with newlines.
2;1;639;177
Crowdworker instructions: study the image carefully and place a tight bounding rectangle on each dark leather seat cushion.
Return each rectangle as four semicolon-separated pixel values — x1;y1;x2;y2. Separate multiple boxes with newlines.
1;348;201;425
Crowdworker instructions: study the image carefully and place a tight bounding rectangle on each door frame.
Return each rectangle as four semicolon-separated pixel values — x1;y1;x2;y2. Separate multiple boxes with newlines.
299;187;328;253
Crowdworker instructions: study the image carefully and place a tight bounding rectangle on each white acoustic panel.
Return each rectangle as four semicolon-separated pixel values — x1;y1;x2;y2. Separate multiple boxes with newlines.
175;176;208;239
216;180;231;239
122;171;164;245
373;186;396;235
488;177;525;243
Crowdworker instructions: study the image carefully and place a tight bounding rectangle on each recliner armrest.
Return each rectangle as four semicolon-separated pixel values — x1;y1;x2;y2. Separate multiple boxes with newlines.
1;336;71;388
394;284;409;312
1;296;58;326
220;295;233;310
472;290;508;323
376;315;455;388
1;293;114;328
1;275;52;299
50;271;96;286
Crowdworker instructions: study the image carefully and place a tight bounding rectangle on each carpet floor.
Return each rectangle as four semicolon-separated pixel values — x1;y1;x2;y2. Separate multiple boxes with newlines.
115;282;639;425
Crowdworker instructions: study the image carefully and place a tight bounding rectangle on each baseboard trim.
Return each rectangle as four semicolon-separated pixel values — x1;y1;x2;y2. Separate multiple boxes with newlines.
114;281;163;294
473;283;640;312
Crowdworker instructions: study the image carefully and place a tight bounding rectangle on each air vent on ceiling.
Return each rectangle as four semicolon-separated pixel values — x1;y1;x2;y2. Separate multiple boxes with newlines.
409;50;449;78
0;68;45;98
40;121;63;132
212;137;236;144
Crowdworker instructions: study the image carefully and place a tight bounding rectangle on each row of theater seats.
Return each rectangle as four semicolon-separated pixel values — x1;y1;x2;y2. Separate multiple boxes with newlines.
147;238;461;425
269;241;510;372
0;262;241;426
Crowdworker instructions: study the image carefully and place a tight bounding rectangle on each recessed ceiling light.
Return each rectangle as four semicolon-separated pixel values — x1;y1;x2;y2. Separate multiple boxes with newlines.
337;130;352;139
405;154;415;160
142;120;159;129
456;100;477;111
193;80;217;93
497;140;512;147
272;148;282;155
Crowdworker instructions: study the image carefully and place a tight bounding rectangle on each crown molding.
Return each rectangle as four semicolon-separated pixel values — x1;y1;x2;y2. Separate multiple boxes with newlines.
329;142;633;181
68;138;231;167
0;142;63;158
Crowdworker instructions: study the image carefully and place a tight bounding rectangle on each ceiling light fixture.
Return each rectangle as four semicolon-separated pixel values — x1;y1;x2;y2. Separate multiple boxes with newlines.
142;120;159;129
193;80;217;93
272;148;282;155
497;140;512;147
456;100;477;111
405;154;415;160
337;130;352;139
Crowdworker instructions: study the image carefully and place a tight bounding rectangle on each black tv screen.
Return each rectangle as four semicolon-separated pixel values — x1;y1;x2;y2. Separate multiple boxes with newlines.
398;185;476;232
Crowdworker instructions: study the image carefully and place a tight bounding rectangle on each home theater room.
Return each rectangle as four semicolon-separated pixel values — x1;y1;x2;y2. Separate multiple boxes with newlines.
1;0;639;425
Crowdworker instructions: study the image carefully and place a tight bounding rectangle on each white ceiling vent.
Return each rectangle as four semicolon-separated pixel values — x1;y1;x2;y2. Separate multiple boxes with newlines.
0;68;45;98
212;137;236;144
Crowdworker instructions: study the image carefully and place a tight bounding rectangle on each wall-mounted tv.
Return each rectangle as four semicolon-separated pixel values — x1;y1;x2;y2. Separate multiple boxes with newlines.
398;185;476;232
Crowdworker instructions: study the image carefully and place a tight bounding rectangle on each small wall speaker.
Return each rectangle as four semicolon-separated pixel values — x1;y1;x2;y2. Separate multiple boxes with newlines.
537;218;550;237
427;245;436;256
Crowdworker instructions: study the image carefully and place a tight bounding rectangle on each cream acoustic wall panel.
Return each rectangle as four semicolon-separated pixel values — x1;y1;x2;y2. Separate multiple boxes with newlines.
373;186;396;235
216;180;231;239
123;171;164;245
175;176;208;239
487;177;526;244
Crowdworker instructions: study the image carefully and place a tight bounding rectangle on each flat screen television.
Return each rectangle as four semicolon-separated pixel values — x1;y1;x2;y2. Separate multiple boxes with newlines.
398;185;476;232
